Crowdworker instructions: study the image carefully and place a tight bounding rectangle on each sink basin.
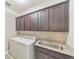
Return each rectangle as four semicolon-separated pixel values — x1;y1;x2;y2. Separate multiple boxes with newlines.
38;40;64;50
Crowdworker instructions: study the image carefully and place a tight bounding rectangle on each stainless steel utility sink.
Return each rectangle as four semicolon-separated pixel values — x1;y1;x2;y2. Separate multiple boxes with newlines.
38;40;64;50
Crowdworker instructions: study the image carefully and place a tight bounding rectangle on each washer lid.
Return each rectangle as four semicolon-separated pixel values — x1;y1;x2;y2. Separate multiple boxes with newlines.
11;36;36;46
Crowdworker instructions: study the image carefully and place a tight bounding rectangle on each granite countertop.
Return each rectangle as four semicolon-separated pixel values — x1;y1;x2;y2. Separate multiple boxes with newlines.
35;40;74;57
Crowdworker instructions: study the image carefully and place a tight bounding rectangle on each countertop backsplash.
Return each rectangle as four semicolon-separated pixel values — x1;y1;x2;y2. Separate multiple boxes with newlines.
17;31;68;45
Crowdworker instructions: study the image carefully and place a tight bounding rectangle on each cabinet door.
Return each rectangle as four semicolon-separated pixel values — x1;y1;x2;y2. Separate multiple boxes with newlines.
20;16;25;31
49;3;68;32
36;51;48;59
39;9;49;31
48;50;73;59
16;17;20;31
48;54;73;59
30;12;39;31
48;55;59;59
25;15;31;30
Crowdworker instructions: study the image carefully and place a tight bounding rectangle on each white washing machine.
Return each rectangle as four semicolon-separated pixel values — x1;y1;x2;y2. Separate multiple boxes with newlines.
9;36;36;59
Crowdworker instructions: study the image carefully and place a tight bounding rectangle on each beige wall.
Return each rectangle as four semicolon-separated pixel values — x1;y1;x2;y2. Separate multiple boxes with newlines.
17;31;68;45
5;9;17;51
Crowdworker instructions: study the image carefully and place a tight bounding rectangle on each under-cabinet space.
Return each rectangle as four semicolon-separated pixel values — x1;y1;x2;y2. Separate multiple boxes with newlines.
35;46;74;59
36;51;48;59
48;50;73;59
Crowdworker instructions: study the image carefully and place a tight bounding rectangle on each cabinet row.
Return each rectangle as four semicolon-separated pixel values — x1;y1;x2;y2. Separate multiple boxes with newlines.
35;46;73;59
16;1;69;32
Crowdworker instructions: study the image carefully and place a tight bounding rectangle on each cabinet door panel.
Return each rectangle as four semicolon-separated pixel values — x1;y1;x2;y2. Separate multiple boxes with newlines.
30;12;38;31
16;18;20;31
36;51;48;59
49;3;67;32
64;2;69;32
35;46;48;54
25;15;31;30
48;56;59;59
20;16;25;31
39;9;49;31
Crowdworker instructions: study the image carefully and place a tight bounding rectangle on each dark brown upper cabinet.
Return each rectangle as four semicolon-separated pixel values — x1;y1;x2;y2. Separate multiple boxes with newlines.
16;17;20;31
49;2;69;32
39;8;49;31
24;15;31;30
16;1;69;32
30;12;39;31
16;16;25;31
20;16;25;31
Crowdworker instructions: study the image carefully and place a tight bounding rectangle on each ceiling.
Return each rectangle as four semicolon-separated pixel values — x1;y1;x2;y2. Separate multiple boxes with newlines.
5;0;49;14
